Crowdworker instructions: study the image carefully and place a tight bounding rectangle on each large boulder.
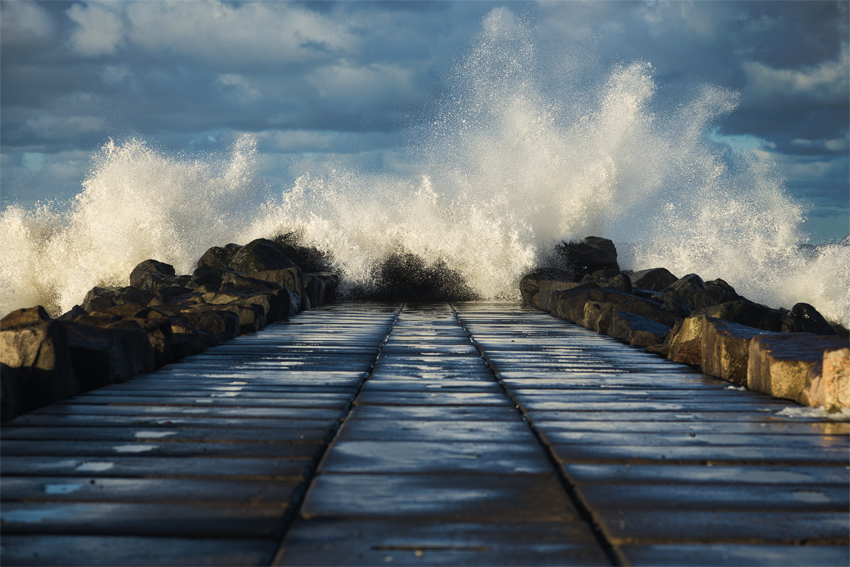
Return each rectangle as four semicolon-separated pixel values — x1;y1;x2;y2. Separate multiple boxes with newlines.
629;267;678;292
129;259;176;290
180;308;240;349
81;286;160;312
251;268;304;314
552;286;680;329
1;311;80;421
748;334;849;402
229;238;300;274
789;303;837;336
697;299;795;333
302;273;340;309
700;317;772;386
519;269;574;306
555;236;619;279
197;243;243;270
661;275;740;311
609;311;672;347
62;321;155;390
666;315;706;366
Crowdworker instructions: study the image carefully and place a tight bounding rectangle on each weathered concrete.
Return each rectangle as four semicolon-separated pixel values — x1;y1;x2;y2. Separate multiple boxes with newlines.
2;301;847;566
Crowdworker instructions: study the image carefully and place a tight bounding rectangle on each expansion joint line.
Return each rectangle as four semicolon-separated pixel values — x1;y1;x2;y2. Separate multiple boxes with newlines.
449;303;623;567
271;302;405;564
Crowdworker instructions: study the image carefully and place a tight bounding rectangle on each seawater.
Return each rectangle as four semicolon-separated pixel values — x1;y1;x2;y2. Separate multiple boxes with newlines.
2;9;848;326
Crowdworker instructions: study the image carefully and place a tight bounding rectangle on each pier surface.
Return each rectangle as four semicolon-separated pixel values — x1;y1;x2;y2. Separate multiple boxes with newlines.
2;302;848;566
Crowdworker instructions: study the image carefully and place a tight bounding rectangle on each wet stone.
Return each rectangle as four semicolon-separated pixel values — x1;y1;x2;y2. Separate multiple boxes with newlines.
299;474;577;521
0;535;279;567
276;520;608;566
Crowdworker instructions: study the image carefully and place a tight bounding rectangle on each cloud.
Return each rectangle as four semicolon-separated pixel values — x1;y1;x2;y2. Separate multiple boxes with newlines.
743;43;849;103
25;114;107;140
67;1;125;56
1;1;55;47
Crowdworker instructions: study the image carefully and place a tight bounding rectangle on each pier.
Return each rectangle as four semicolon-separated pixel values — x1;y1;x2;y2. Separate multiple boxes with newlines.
2;302;848;566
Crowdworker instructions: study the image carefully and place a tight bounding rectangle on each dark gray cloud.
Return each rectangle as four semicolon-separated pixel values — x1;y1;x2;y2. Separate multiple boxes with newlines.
2;0;847;240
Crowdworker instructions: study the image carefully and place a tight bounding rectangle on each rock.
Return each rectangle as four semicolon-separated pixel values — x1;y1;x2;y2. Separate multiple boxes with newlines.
302;273;339;308
191;265;225;290
229;238;300;274
696;299;796;333
81;286;160;312
666;315;706;366
519;269;573;305
700;317;772;386
103;317;173;368
537;279;585;313
629;267;678;292
251;268;305;314
181;308;240;349
661;275;740;311
129;259;176;290
555;236;619;279
580;271;632;294
822;347;849;411
609;311;672;347
748;334;849;402
582;301;615;334
63;321;155;390
789;303;837;335
552;286;680;328
1;306;52;328
197;243;242;270
1;320;80;420
58;305;88;321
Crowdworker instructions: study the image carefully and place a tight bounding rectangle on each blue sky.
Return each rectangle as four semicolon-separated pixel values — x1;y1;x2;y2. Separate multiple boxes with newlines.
2;0;848;242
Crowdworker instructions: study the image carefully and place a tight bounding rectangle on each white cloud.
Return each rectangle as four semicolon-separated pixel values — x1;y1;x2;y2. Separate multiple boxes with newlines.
1;1;55;47
308;62;422;108
25;115;107;140
792;135;850;152
743;43;849;102
216;74;262;102
122;1;356;66
67;1;125;56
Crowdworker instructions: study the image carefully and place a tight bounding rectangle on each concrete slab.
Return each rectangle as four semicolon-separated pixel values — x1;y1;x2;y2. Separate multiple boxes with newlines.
3;414;341;432
596;510;849;544
0;439;324;460
319;441;553;474
275;520;608;566
0;502;291;538
1;476;302;506
536;431;849;449
532;419;850;435
563;464;850;485
578;483;849;511
619;543;849;566
355;391;512;406
335;420;538;443
1;425;335;444
1;455;311;479
0;535;278;566
551;443;849;464
299;474;577;521
29;404;345;420
348;404;523;421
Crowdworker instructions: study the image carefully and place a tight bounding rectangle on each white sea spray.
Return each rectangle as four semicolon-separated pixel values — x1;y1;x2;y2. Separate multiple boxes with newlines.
1;7;847;327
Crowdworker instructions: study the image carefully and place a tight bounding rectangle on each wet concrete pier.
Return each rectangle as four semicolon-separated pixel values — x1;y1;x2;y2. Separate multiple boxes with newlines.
2;302;848;566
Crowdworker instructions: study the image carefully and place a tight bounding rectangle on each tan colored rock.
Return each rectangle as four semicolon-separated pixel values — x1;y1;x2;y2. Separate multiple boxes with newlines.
583;301;614;333
748;334;849;402
667;315;706;366
823;347;849;411
538;279;582;313
0;306;51;328
700;317;771;386
1;320;79;420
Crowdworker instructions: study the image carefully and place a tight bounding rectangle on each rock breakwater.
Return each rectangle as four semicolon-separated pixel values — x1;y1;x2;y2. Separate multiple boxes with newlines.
522;236;850;413
0;237;338;421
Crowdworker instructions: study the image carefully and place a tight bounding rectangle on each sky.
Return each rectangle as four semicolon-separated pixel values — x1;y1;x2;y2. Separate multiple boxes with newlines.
2;0;848;242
